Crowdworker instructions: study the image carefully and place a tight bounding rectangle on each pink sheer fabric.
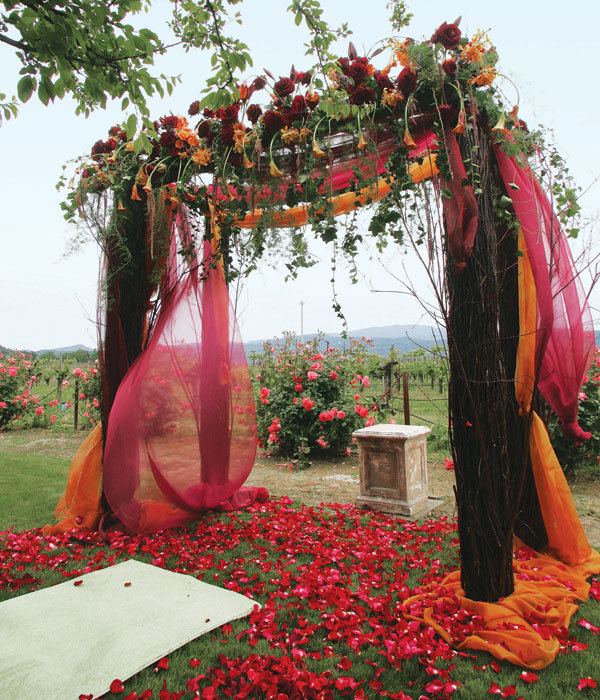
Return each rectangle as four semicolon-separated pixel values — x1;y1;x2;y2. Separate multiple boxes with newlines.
440;125;479;271
494;142;595;442
102;208;266;533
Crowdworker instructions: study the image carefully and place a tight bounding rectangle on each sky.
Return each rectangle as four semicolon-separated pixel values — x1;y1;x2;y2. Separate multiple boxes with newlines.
1;0;599;350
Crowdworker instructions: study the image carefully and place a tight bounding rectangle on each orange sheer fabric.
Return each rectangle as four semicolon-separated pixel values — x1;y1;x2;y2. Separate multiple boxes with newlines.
233;155;438;229
42;423;104;534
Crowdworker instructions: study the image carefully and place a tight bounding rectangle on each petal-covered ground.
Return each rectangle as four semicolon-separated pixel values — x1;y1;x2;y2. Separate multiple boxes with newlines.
1;499;599;699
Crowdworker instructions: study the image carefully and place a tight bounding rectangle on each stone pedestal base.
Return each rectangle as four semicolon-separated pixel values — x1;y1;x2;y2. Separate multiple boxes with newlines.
353;424;433;518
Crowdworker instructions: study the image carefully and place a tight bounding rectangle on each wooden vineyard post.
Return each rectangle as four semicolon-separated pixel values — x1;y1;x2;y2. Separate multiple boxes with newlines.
74;378;79;432
402;372;410;425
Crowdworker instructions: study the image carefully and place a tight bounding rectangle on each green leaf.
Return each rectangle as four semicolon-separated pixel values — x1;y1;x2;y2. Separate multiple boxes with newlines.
125;113;137;139
441;189;453;200
508;182;520;190
17;75;36;103
295;11;302;25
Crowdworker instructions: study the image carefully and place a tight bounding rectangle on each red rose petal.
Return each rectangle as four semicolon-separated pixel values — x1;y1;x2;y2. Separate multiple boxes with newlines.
520;671;539;683
153;656;169;671
73;580;83;586
190;658;201;668
577;677;598;690
124;582;132;587
110;678;125;694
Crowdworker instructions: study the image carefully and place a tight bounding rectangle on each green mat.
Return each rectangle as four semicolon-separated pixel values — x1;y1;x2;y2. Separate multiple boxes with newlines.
0;559;256;699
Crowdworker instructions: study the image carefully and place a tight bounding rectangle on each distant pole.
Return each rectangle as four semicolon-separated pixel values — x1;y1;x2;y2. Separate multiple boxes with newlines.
300;300;304;346
74;378;79;431
402;372;410;425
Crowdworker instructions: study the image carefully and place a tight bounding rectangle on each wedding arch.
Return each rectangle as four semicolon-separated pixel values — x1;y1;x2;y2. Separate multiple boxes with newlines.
46;17;599;669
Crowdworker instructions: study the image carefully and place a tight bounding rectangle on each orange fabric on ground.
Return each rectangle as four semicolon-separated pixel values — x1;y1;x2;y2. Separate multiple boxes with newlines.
405;547;600;669
234;154;438;229
42;423;104;535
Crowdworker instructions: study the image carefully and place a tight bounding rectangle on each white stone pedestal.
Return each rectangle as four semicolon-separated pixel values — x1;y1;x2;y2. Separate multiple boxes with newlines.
353;424;433;518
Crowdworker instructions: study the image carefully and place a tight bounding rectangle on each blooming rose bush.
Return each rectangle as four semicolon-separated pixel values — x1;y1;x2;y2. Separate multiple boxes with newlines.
550;349;600;474
0;351;101;430
253;339;385;461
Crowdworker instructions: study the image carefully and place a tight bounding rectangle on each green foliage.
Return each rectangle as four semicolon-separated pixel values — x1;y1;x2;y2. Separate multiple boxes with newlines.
1;0;178;120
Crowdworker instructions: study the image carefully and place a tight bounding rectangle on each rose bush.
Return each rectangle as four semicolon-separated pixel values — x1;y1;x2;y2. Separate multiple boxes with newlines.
550;349;600;474
253;338;386;462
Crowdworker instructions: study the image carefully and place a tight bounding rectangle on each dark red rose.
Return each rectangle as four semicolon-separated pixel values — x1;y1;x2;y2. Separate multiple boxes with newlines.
246;104;262;124
348;60;369;83
220;124;234;143
286;95;307;122
108;126;120;137
188;100;200;116
203;108;215;118
516;119;529;132
91;139;105;156
430;22;461;50
216;104;239;124
298;71;312;86
252;76;267;91
396;67;417;95
118;130;127;142
262;110;284;132
306;93;319;110
337;57;350;75
159;131;177;149
374;71;393;92
349;87;375;105
442;58;457;77
160;115;178;130
197;120;213;139
274;77;295;98
105;138;117;151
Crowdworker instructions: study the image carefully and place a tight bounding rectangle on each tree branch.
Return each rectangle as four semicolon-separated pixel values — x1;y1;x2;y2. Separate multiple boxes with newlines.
0;33;29;52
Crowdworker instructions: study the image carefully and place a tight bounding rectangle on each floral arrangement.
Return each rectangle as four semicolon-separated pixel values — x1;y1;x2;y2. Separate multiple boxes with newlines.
62;18;533;281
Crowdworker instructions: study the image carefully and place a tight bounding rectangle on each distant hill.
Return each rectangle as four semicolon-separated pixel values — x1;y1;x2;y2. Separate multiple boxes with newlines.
34;344;95;357
244;324;446;357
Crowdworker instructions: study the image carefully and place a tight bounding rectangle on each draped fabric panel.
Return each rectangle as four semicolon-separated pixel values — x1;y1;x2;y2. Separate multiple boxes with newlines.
494;143;595;442
101;208;265;533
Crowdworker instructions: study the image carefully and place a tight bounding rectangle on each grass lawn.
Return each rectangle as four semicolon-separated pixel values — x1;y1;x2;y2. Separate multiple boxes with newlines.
1;431;599;698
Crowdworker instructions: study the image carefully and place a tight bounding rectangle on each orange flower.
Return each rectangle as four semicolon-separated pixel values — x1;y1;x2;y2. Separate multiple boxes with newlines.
238;83;248;101
299;127;311;143
403;127;418;150
117;199;126;211
382;88;404;108
125;142;135;152
243;153;254;168
184;191;197;201
191;147;212;167
452;110;466;134
460;29;492;64
491;111;508;134
281;126;299;145
312;140;326;158
130;185;142;201
357;131;367;150
468;65;497;87
269;160;285;177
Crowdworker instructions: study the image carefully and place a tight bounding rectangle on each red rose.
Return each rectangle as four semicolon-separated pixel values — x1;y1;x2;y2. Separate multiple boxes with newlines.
262;110;284;132
216;104;239;124
203;108;215;118
396;67;417;95
337;57;350;75
348;60;369;83
91;139;105;156
374;71;393;92
283;95;307;124
197;120;213;139
188;100;200;116
442;58;457;77
160;115;178;130
159;131;177;149
349;87;375;105
105;138;117;151
108;125;120;137
298;71;312;86
220;124;234;143
430;22;462;50
246;104;262;124
274;77;295;98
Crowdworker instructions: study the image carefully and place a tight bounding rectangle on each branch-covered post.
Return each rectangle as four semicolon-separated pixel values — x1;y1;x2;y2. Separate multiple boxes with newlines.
445;121;547;601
